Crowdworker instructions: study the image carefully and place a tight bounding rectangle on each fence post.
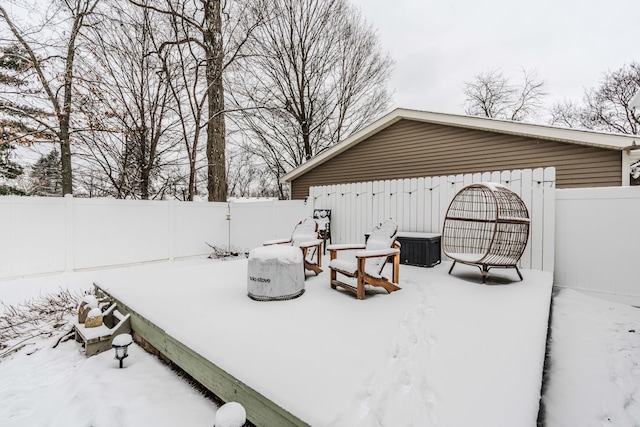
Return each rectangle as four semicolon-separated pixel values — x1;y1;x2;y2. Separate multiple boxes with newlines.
168;199;175;261
227;202;232;251
65;194;74;272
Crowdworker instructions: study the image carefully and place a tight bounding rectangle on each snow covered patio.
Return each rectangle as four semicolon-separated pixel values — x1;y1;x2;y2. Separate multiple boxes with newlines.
92;257;552;426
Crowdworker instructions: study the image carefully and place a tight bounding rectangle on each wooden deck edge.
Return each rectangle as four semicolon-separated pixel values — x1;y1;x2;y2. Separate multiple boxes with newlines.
536;286;556;425
94;283;309;427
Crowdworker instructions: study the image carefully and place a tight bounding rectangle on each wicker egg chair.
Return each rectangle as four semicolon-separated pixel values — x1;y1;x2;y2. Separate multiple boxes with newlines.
442;182;530;283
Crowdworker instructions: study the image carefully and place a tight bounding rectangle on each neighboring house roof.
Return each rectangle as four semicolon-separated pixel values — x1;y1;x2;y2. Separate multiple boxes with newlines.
280;108;640;184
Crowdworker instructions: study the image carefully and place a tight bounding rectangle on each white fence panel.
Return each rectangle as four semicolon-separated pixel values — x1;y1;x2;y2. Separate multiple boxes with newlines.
542;168;556;273
429;176;441;232
174;201;228;258
520;169;534;269
309;168;556;273
73;199;170;269
229;200;309;252
7;179;640;305
0;197;308;279
555;186;640;305
0;197;66;277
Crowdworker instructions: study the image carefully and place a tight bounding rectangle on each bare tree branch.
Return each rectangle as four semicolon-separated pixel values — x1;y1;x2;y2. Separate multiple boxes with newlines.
463;68;546;122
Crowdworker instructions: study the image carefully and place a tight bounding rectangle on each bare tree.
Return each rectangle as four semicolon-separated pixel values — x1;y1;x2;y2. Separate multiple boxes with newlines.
0;1;100;195
463;68;546;122
158;9;209;201
550;63;640;135
229;0;392;198
226;144;264;197
549;100;582;129
128;0;267;202
75;2;182;199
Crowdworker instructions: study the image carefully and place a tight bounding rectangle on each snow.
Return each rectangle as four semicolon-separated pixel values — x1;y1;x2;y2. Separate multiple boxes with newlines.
248;245;302;263
85;307;102;320
328;258;358;274
366;219;397;252
326;243;366;251
541;289;640;426
479;181;509;191
0;328;216;427
261;237;291;245
499;215;531;222
297;238;323;248
86;259;552;426
396;231;441;238
355;247;400;258
111;333;133;347
291;218;319;247
214;402;247;427
80;295;98;306
0;257;638;426
329;247;400;278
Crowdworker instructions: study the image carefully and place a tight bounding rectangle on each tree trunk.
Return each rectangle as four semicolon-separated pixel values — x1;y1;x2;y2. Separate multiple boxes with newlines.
60;34;75;196
204;0;227;202
59;121;73;196
59;2;90;196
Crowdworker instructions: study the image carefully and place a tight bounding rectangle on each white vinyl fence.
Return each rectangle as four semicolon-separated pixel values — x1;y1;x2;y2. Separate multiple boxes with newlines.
0;196;309;279
309;167;557;273
4;170;638;305
554;186;640;306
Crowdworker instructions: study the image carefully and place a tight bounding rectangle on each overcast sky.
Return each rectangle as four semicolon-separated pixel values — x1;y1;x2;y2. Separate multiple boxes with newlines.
350;0;640;119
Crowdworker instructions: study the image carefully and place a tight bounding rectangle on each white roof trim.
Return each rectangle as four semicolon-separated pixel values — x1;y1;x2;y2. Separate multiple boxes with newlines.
280;108;640;183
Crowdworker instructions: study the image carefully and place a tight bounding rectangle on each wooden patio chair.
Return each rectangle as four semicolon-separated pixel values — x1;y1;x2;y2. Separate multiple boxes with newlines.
327;219;401;300
263;217;323;275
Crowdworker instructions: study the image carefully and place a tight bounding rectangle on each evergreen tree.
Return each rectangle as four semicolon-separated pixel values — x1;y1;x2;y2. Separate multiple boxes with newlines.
0;144;22;179
0;43;35;195
0;44;55;144
29;149;62;196
0;141;24;195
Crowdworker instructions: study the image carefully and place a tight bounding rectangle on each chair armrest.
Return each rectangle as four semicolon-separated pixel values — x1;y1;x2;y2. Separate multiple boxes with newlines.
355;248;400;259
263;238;292;246
298;239;323;249
326;243;366;252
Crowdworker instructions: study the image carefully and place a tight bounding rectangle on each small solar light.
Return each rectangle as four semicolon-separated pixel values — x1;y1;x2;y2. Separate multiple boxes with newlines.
111;333;133;368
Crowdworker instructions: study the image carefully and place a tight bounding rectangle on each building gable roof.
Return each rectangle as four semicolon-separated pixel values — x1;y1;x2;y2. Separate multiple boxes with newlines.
280;108;639;183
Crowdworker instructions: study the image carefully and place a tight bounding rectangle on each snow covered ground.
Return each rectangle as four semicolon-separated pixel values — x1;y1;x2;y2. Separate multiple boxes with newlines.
542;289;640;426
0;257;638;426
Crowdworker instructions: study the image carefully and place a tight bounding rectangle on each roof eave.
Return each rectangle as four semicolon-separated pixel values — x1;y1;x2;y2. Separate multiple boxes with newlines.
280;108;639;184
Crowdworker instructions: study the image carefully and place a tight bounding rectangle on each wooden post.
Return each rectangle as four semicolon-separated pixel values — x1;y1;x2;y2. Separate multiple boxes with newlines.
329;250;337;289
392;251;400;284
356;258;366;299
